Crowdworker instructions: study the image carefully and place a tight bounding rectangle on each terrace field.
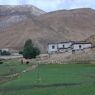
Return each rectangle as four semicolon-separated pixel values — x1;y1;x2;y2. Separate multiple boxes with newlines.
0;60;95;95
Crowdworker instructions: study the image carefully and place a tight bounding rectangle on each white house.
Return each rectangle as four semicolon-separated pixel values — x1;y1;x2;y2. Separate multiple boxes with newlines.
48;41;72;53
0;48;9;52
48;41;92;54
72;42;92;51
48;43;58;53
58;42;72;49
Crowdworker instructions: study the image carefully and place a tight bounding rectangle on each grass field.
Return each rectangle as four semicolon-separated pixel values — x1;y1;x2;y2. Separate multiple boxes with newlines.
0;60;95;95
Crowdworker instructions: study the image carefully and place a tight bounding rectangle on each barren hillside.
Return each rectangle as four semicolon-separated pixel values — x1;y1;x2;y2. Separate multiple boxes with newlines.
0;6;95;53
0;5;45;16
39;8;95;41
86;35;95;46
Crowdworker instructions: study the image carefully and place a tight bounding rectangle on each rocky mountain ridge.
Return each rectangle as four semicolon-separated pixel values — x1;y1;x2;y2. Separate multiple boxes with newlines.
0;6;95;53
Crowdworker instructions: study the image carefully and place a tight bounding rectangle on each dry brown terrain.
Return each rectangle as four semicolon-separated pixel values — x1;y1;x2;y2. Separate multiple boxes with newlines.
86;35;95;46
39;8;95;41
29;49;95;64
0;6;95;53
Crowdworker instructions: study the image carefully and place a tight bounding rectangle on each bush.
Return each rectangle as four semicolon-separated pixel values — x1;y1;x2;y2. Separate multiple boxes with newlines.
0;59;3;64
23;39;40;59
32;47;40;58
19;51;23;55
1;51;11;56
0;50;2;55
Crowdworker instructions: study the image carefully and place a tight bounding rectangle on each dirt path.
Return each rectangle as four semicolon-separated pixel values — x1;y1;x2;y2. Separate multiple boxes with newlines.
0;64;38;84
22;64;37;73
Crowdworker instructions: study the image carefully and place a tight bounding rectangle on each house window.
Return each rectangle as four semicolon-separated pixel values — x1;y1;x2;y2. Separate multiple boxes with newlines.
52;45;55;49
79;45;81;49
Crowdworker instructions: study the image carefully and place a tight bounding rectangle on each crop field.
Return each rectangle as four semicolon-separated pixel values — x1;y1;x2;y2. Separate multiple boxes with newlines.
0;60;95;95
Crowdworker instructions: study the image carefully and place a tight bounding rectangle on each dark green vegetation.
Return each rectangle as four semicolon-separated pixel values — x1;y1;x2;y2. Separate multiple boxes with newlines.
0;50;11;56
0;61;95;95
0;59;3;64
23;39;40;59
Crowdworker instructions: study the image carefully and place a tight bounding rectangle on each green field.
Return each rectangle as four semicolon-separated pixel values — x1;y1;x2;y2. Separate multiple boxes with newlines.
0;60;95;95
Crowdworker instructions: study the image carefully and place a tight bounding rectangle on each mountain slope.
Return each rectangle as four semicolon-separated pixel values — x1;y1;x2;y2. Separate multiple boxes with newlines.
39;8;95;41
86;35;95;46
0;7;95;53
0;5;45;16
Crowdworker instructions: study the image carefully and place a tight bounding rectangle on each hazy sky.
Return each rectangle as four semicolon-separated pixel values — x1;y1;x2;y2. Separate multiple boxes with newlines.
0;0;95;12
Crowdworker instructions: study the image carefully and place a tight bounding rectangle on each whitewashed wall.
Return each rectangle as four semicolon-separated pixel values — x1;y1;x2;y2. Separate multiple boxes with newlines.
1;48;9;52
72;44;92;50
48;42;92;53
58;42;72;49
48;44;58;53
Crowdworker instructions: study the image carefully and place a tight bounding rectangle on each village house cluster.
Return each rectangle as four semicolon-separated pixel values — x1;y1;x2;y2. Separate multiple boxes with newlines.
48;41;92;54
0;41;92;56
0;48;20;56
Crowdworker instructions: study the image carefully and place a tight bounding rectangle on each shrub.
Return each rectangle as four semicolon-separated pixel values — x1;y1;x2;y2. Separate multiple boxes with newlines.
0;59;3;64
32;47;40;58
1;51;11;56
23;39;40;59
19;51;23;55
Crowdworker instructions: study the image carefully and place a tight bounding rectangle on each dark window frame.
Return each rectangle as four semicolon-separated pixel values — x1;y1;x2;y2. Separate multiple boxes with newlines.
63;45;64;48
79;45;82;49
52;45;55;49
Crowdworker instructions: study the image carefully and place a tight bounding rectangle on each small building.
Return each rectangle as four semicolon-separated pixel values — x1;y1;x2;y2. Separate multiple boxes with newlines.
72;42;92;52
0;48;10;55
48;41;72;53
48;41;92;54
0;48;9;52
48;43;58;54
57;42;72;52
0;48;9;54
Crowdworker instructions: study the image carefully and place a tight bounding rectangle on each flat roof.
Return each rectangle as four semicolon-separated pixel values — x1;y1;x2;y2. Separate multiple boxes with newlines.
72;42;92;45
48;41;92;45
48;41;73;45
